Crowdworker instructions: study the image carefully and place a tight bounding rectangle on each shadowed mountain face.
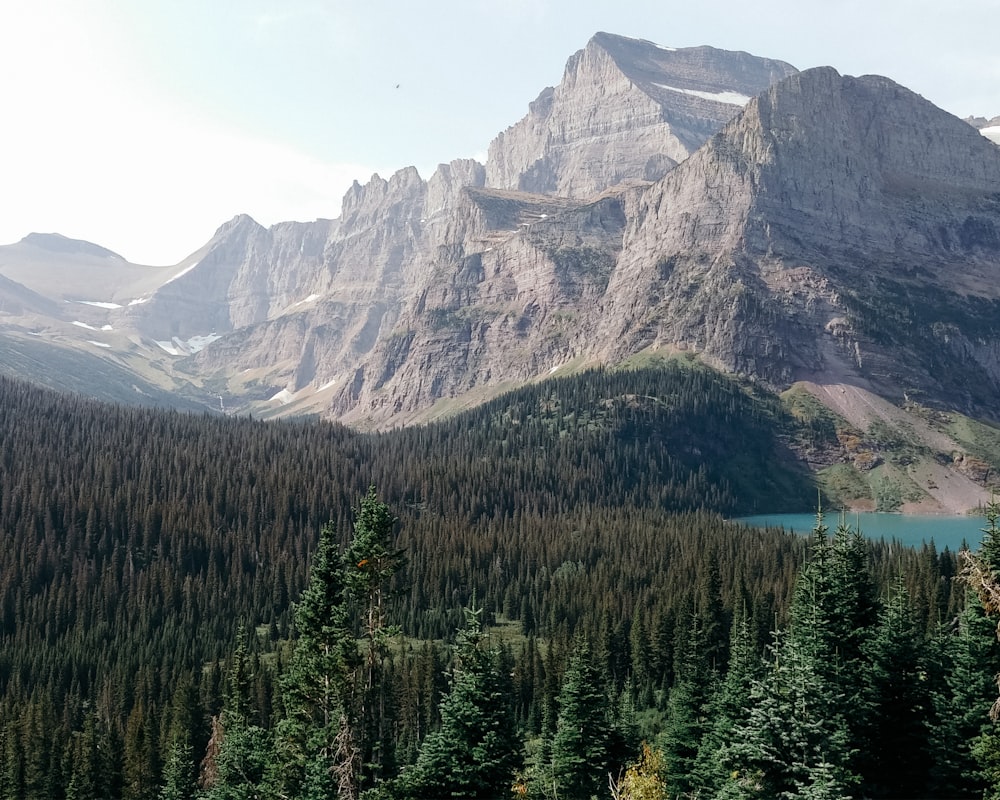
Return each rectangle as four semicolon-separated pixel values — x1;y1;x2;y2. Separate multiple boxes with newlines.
2;35;999;438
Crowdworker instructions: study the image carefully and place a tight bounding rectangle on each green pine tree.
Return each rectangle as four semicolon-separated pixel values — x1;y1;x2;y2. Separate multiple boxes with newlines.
272;520;359;800
857;578;932;798
342;487;405;789
659;611;713;799
691;601;762;796
394;603;521;798
200;628;274;800
716;512;861;799
550;641;613;800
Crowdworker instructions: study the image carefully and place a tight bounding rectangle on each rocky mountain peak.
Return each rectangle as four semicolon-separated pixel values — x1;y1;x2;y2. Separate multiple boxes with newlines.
6;33;999;439
596;65;1000;410
484;33;797;199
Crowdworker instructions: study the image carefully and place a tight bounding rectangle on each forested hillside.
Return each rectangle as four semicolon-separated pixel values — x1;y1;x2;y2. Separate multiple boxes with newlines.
0;366;993;799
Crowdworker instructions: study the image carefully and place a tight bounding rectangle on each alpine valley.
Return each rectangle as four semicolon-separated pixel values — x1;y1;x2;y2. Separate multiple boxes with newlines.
2;32;1000;513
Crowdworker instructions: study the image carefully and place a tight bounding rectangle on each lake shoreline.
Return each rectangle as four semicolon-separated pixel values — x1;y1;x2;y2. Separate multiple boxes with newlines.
735;511;991;551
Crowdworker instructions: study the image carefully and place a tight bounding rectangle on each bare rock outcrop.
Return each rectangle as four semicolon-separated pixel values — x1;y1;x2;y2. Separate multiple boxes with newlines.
485;32;797;199
597;67;1000;412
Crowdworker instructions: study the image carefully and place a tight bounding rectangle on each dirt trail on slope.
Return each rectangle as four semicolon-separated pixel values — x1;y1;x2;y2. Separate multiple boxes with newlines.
799;381;990;515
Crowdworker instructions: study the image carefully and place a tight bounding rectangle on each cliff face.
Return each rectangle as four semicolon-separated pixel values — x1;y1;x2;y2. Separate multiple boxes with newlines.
485;32;797;198
3;34;998;433
331;66;1000;426
597;67;1000;409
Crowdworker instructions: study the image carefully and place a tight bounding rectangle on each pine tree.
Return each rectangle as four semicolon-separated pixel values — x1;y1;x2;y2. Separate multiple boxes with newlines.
716;513;861;799
342;487;405;788
161;736;197;800
159;676;199;800
959;498;1000;798
929;595;997;797
857;578;932;798
124;700;159;800
200;628;273;800
659;611;712;799
691;601;762;795
272;520;359;800
394;603;521;798
550;641;614;800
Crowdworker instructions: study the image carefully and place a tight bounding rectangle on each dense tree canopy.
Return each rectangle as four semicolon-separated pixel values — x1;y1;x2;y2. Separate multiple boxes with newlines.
0;367;992;799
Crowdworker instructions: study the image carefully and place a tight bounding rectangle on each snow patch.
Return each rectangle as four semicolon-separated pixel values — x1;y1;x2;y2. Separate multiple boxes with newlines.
128;296;150;306
101;324;113;331
162;259;200;286
319;375;341;391
291;293;322;308
981;126;1000;144
654;43;677;52
87;340;111;348
653;83;752;106
549;365;561;374
152;333;220;356
270;388;295;404
72;320;99;331
185;333;221;353
75;300;122;309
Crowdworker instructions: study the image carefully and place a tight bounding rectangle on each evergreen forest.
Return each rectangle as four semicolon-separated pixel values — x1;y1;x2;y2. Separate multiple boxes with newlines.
1;362;999;799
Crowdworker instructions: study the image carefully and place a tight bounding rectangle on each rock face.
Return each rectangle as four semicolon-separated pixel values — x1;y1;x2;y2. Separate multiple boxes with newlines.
485;32;797;198
336;67;1000;426
3;34;999;432
595;67;1000;415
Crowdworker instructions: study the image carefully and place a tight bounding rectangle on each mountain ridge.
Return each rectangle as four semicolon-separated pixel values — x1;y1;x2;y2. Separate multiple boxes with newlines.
1;34;999;502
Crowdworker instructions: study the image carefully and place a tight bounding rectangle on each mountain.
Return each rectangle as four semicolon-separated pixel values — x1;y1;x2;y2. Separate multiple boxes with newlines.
2;33;1000;513
485;32;797;197
598;67;1000;396
0;271;63;318
37;34;790;418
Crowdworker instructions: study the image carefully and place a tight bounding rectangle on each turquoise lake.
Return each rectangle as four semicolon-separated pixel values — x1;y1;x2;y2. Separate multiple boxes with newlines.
735;512;993;551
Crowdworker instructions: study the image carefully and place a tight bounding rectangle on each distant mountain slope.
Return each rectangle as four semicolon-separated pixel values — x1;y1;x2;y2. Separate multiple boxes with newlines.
0;232;175;301
0;272;63;318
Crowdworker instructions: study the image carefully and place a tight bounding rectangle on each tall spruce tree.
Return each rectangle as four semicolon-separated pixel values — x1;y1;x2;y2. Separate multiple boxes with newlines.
857;578;932;798
272;520;359;800
342;487;405;789
200;628;273;800
394;603;521;798
928;593;998;797
550;640;615;800
716;513;862;799
960;498;1000;798
160;676;199;800
659;610;713;799
691;601;762;796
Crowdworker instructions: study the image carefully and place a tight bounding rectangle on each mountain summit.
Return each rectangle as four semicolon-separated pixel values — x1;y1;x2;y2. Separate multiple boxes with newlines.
1;34;999;438
485;32;797;197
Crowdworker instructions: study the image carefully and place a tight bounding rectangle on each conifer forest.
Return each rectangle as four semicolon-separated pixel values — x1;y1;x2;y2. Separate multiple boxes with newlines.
1;364;1000;799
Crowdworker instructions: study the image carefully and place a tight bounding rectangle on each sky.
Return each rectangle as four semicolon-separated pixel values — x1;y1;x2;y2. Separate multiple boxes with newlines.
1;0;997;266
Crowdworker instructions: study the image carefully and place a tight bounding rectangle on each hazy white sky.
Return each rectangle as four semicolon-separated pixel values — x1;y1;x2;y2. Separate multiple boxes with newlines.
1;0;997;265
